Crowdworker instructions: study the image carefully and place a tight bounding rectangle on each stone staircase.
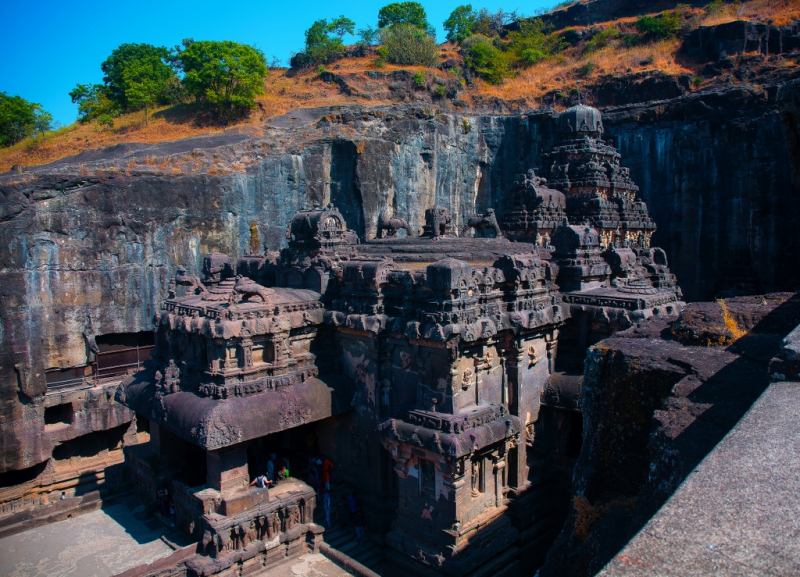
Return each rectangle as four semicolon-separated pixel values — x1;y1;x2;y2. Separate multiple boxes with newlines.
320;524;386;575
311;483;386;576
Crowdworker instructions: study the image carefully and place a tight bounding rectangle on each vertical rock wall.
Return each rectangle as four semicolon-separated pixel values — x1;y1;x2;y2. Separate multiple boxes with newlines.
1;91;798;478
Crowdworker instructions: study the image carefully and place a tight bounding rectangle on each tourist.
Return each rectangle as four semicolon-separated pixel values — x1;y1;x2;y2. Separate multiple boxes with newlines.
321;457;334;491
322;489;332;528
352;508;365;548
249;472;271;490
168;498;176;528
59;491;66;501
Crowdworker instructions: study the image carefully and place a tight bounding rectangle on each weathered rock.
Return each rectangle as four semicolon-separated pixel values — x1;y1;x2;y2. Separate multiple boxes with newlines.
681;20;800;62
1;83;799;476
538;292;800;577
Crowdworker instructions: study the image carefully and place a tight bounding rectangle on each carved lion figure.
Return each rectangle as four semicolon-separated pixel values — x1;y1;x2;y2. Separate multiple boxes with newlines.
377;210;414;239
462;208;502;238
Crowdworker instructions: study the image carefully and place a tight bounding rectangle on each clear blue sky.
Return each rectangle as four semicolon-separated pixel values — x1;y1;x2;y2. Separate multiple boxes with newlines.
0;0;553;126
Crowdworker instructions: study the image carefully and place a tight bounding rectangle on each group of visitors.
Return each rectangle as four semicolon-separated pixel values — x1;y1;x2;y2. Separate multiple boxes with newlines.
251;451;292;491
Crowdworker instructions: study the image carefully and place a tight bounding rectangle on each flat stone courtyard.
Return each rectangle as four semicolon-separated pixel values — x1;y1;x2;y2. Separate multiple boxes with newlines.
0;502;350;577
0;504;174;577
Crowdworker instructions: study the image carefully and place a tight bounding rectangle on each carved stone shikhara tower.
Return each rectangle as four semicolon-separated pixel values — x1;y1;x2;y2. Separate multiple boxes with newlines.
116;104;683;577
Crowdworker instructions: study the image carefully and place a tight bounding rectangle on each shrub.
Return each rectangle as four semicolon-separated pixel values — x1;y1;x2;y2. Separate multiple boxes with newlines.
635;10;681;39
412;71;425;85
434;84;446;97
577;61;595;77
463;36;512;84
506;18;567;67
382;23;439;66
583;26;619;54
317;65;327;75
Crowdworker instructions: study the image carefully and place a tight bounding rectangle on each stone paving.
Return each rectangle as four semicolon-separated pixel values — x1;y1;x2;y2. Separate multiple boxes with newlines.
600;381;800;576
0;503;173;577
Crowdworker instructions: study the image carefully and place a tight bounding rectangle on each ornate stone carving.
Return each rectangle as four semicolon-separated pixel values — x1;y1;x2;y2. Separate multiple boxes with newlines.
377;209;414;238
462;209;502;238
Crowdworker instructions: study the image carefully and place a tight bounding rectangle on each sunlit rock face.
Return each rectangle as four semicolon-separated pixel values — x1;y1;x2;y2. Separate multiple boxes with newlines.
0;81;798;561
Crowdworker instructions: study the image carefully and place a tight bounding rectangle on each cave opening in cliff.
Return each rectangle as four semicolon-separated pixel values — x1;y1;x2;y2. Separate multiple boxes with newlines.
44;403;73;426
0;461;48;489
330;140;364;238
51;424;129;463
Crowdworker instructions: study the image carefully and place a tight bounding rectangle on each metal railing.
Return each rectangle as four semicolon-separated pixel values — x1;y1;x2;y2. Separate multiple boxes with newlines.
45;346;154;393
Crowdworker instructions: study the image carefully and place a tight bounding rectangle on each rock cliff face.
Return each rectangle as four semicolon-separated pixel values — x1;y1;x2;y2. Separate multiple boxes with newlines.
1;82;798;477
538;293;800;577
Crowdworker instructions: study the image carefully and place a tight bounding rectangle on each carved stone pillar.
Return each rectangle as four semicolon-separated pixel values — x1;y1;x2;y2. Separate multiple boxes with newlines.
207;445;249;494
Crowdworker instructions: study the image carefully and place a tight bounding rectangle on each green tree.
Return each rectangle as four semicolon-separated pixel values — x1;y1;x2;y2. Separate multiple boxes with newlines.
69;84;119;124
0;92;38;146
178;40;268;119
382;22;439;66
444;5;476;43
329;15;356;40
101;43;176;110
378;2;429;30
357;25;382;46
122;55;165;125
472;8;517;38
298;19;347;67
33;108;53;139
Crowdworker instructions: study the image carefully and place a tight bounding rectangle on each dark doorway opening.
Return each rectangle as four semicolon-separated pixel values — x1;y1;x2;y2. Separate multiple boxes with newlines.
44;403;73;426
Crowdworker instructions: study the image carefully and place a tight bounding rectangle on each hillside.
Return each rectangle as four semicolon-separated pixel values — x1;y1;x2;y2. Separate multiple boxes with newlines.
1;0;799;174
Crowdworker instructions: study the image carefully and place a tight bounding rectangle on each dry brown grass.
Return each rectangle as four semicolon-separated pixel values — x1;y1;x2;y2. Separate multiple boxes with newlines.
0;109;233;173
480;38;688;106
3;0;798;173
700;0;800;27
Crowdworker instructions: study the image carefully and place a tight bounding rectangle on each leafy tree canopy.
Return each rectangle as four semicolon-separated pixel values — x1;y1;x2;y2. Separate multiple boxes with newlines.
444;5;476;43
328;16;356;40
178;40;268;119
297;17;353;67
69;84;119;124
101;43;176;110
378;2;429;30
123;55;167;124
0;92;40;146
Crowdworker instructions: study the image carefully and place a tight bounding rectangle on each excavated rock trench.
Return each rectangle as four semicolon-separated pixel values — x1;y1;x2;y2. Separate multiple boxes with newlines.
1;72;800;575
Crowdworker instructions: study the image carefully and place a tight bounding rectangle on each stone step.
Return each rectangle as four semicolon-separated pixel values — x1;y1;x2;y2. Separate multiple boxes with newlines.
321;525;386;575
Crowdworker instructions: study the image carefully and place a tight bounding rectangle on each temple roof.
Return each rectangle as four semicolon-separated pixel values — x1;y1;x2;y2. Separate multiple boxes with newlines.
118;372;352;450
559;103;604;135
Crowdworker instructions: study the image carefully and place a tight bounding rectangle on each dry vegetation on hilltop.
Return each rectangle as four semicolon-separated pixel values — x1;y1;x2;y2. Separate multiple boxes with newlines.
2;0;799;173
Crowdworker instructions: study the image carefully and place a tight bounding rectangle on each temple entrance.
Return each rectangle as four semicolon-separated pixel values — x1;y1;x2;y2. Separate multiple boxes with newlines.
245;422;323;484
